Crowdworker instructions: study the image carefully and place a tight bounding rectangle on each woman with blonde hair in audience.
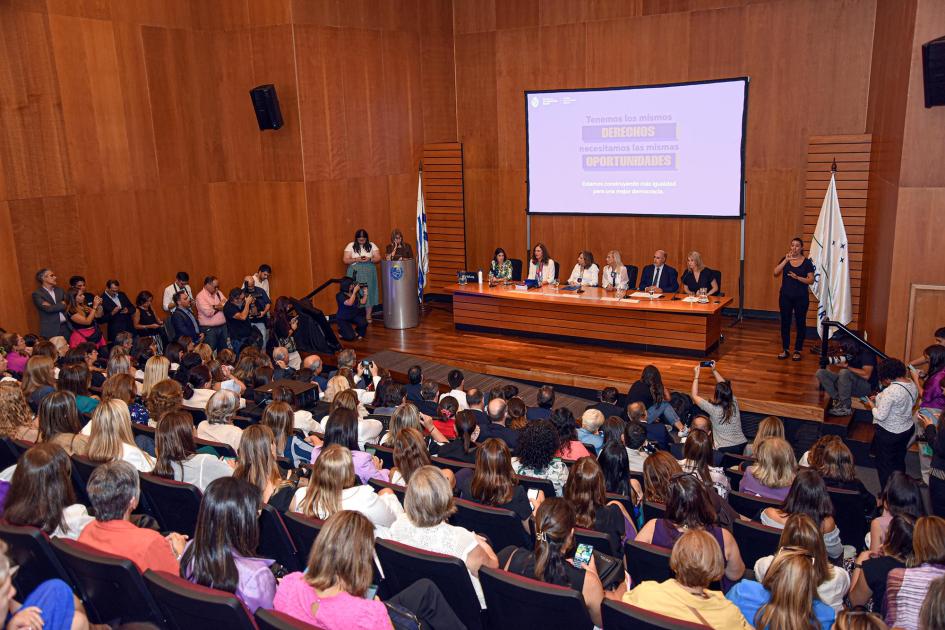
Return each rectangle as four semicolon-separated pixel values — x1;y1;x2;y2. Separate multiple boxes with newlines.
322;375;353;403
233;425;295;511
835;610;890;630
145;378;183;426
196;389;243;452
624;529;750;628
817;436;877;520
141;355;170;397
849;514;915;616
388;465;499;608
22;355;58;411
726;546;835;629
389;427;455;488
317;388;378;447
740;437;797;501
4;443;94;540
744;415;784;457
753;514;850;611
761;469;844;559
885;515;945;630
919;576;945;630
0;381;39;442
294;444;402;534
193;343;213;364
636;473;745;586
38;391;89;456
152;411;232;492
384;402;449;447
86;399;153;472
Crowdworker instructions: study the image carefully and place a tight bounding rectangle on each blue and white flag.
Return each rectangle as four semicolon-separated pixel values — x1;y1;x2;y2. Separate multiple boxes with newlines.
416;168;429;302
810;173;853;336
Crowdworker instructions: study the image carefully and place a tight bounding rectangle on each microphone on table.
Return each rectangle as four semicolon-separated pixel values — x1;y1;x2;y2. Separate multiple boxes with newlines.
576;277;584;294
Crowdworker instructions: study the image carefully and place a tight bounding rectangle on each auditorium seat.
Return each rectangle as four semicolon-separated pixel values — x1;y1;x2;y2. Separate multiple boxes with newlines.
723;467;744;491
727;491;781;520
368;478;406;503
144;570;257;630
70;454;100;506
719;452;754;470
479;567;593;630
0;523;73;598
256;608;320;630
451;498;534;551
0;438;20;470
375;539;484;630
827;486;869;550
606;492;637;534
372;443;395;469
510;258;523;281
642;501;666;522
193;437;237;459
625;264;639;289
624;540;673;585
602;600;711;629
515;474;557;499
732;520;782;570
430;456;475;475
257;505;302;572
281;512;324;564
139;474;202;538
574;526;621;558
51;537;165;626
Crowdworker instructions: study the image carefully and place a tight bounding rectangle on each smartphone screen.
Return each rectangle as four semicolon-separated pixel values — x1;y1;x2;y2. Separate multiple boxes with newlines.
573;543;593;569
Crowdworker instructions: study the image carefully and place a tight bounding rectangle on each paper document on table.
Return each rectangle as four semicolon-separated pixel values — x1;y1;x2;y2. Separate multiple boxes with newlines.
600;297;639;303
629;292;657;298
681;296;700;303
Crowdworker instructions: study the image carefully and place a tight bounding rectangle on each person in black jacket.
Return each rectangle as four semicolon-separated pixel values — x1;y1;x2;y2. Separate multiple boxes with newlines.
169;291;202;343
920;408;945;517
100;279;135;342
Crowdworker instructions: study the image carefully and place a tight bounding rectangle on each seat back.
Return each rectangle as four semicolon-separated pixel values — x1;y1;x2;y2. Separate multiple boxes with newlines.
624;540;672;585
0;523;73;597
375;539;483;630
625;265;639;289
368;478;406;503
451;498;533;550
509;258;523;281
50;538;164;626
727;491;781;520
827;486;869;551
257;504;301;572
574;526;620;558
256;608;320;630
139;474;203;538
372;443;395;469
193;438;237;459
0;438;20;470
431;456;475;475
732;520;782;569
70;454;101;506
606;492;637;534
515;474;556;498
723;467;744;492
719;453;754;470
553;261;560;281
281;512;324;565
602;599;711;629
713;269;723;295
479;567;593;630
642;501;665;521
8;439;32;460
143;570;257;630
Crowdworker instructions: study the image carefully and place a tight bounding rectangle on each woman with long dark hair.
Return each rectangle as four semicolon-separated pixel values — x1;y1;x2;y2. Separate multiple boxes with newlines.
433;408;479;463
38;391;89;456
65;287;104;349
180;477;276;613
233;424;295;511
564;457;632;556
312;408;388;484
849;514;915;615
628;365;684;431
152;411;232;491
457;438;538;530
773;237;815;361
551;408;591;460
489;247;512;282
528;242;556;285
760;469;843;560
497;498;611;626
691;362;747;453
679;428;730;498
342;228;381;321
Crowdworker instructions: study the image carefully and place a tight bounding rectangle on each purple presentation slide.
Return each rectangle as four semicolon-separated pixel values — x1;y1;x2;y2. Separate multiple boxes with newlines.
526;79;747;217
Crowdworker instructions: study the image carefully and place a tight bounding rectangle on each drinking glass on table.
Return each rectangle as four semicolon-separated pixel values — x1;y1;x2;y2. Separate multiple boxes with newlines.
648;285;655;298
698;288;708;303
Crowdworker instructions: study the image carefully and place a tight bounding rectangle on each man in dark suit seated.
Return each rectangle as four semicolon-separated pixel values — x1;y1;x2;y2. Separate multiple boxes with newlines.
638;249;680;294
586;386;624;419
418;380;440;417
526;385;555;420
404;365;424;404
465;388;488;427
478;398;520;450
170;291;202;342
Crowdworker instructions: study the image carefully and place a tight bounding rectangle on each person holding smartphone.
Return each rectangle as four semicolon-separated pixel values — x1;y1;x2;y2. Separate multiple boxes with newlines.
342;228;381;323
691;361;747;454
335;277;368;341
384;227;414;261
773;237;815;361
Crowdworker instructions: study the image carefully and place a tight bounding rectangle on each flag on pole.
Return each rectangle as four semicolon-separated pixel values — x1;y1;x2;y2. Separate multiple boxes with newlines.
810;172;853;337
416;166;429;302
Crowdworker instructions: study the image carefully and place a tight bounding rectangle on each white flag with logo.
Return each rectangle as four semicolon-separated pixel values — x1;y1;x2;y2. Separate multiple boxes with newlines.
416;169;429;301
810;173;853;337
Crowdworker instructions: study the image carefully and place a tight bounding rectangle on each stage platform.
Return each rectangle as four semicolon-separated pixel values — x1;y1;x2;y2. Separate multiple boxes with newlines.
351;302;831;422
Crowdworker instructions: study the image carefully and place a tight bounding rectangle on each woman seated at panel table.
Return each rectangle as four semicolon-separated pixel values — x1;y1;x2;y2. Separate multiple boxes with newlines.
489;248;513;281
567;251;599;287
527;243;557;285
601;250;630;291
681;250;719;296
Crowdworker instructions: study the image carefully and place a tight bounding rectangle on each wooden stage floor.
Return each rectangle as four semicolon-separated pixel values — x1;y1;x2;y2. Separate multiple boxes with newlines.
351;303;830;422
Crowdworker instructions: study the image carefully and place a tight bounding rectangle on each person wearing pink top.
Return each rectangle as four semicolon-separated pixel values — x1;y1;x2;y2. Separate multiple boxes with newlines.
274;511;463;630
195;276;228;351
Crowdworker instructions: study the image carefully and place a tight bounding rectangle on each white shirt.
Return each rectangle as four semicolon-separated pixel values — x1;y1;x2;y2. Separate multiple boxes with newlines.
293;409;318;434
53;504;96;540
567;263;600;286
252;273;270;296
601;265;630;290
439;389;469;410
754;554;850;611
292;484;403;537
345;242;379;261
872;380;918;434
120;443;155;472
527;259;557;284
162;282;193;313
196;422;244;453
317;416;383;449
166;454;234;492
650;265;665;289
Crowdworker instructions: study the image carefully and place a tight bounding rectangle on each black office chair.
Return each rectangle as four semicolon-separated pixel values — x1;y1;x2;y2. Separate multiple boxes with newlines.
479;567;593;630
625;265;639;289
712;268;723;296
553;261;560;281
509;258;524;281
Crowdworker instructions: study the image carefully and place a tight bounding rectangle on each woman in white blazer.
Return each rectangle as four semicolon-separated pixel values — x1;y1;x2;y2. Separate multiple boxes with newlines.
567;251;600;287
527;242;557;284
601;250;630;290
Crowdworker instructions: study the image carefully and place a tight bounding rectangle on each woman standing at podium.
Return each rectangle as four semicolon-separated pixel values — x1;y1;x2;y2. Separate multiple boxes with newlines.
773;237;815;361
528;243;557;285
568;251;599;287
385;228;414;261
343;229;381;323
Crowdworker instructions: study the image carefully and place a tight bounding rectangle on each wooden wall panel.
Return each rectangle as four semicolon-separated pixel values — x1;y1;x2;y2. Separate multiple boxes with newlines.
423;143;466;290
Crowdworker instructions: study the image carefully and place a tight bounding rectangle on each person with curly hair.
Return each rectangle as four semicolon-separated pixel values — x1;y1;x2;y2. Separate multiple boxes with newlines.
512;420;569;496
0;382;39;442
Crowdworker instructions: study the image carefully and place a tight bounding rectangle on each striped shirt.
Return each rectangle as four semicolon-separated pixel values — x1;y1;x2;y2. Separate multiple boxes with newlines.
885;563;945;630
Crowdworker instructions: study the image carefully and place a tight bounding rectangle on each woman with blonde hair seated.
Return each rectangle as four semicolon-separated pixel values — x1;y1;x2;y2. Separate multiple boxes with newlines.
601;250;630;291
681;250;719;297
623;529;750;628
744;415;784;457
140;355;170;397
739;437;797;501
0;381;39;442
86;399;153;472
196;389;243;452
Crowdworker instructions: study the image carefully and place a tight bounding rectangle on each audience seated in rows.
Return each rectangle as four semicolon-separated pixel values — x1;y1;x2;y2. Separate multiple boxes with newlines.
740;437;797;501
512;420;569;496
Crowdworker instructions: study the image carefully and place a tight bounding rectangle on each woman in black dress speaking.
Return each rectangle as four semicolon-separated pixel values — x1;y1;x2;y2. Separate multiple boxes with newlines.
773;237;815;361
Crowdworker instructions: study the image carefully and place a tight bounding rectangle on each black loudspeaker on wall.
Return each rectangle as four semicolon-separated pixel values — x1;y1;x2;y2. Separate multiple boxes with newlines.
922;36;945;108
249;84;284;130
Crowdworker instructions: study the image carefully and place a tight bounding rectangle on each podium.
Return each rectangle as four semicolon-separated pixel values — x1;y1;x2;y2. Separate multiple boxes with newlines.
381;260;419;329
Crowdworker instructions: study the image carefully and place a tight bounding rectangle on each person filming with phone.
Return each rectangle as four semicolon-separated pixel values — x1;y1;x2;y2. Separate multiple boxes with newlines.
336;277;369;341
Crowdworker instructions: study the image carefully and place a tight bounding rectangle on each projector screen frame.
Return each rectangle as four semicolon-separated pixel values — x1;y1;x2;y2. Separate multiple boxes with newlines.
524;76;750;220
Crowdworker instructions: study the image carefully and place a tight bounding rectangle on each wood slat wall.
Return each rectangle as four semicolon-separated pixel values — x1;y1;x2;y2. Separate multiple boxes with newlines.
802;134;872;330
423;143;466;292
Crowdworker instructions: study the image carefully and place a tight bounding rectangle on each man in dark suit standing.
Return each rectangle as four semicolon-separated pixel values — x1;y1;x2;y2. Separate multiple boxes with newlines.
170;291;202;342
638;250;680;294
32;268;71;339
100;279;135;342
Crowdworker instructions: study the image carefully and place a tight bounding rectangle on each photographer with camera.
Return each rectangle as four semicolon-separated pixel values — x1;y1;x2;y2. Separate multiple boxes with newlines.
241;275;270;348
336;277;369;341
223;287;255;355
816;337;877;417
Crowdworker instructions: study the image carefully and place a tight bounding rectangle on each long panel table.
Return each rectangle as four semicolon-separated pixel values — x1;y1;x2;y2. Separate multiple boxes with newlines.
445;283;732;354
